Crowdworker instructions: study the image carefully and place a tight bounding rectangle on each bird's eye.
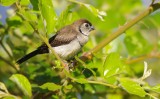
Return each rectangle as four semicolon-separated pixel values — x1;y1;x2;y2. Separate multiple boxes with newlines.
85;23;89;27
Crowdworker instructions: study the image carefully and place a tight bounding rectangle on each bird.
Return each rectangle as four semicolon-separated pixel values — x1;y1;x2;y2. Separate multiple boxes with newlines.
16;19;95;64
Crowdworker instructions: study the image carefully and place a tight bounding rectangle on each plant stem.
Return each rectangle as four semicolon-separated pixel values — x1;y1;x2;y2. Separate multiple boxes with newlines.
146;93;158;99
87;80;118;88
64;70;117;88
70;76;117;88
126;52;160;64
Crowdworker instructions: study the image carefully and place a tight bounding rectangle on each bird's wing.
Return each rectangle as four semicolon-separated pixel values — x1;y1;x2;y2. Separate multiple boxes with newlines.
49;25;78;47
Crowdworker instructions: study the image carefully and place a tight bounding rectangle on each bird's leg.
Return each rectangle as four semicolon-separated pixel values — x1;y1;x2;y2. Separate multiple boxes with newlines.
61;60;69;71
68;59;78;71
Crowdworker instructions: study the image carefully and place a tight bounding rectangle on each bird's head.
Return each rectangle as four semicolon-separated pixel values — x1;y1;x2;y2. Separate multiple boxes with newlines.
73;19;95;36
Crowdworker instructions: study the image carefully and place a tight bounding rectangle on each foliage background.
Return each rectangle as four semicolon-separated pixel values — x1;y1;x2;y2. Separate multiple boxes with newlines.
0;0;160;99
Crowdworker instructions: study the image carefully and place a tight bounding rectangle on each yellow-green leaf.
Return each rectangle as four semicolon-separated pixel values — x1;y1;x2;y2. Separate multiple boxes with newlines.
0;82;9;93
40;82;61;91
151;84;160;93
69;0;106;21
119;78;146;97
0;0;17;6
9;74;32;97
39;0;57;34
103;52;124;78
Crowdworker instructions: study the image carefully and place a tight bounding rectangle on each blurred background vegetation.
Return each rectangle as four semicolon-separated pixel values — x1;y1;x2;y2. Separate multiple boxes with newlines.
0;0;160;99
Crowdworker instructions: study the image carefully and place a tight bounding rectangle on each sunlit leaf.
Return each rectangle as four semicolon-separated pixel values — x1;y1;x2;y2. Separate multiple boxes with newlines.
65;84;73;90
0;91;15;99
0;82;9;93
2;96;16;99
0;0;17;6
20;0;30;6
83;4;106;21
107;94;123;99
119;77;146;97
103;52;124;78
9;74;32;97
141;62;152;80
151;84;160;93
55;5;75;31
39;0;57;34
20;10;37;22
40;82;61;91
69;0;106;21
6;15;22;27
124;32;152;56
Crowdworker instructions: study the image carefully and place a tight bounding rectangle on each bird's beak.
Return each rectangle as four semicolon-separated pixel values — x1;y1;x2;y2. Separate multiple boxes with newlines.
90;26;95;31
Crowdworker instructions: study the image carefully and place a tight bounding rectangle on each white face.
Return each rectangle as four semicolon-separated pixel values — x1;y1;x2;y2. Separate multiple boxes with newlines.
79;23;94;36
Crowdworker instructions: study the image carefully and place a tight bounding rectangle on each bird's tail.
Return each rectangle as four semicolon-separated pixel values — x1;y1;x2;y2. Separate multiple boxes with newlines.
16;49;39;64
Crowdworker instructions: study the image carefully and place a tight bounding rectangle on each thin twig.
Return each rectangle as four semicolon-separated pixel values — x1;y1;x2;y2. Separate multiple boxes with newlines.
87;80;118;88
65;70;118;88
146;93;158;99
126;52;160;64
72;77;117;88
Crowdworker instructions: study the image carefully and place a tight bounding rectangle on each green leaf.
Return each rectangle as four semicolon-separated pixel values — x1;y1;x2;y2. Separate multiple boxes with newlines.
6;15;22;27
9;74;32;97
2;96;16;99
119;77;146;97
69;0;106;21
0;83;18;99
75;78;88;84
20;10;37;22
39;0;57;34
40;82;61;91
20;0;30;6
0;82;9;93
124;32;152;56
65;84;73;90
55;5;74;31
0;0;17;6
30;0;39;10
151;84;160;93
107;94;123;99
83;4;106;21
103;52;124;78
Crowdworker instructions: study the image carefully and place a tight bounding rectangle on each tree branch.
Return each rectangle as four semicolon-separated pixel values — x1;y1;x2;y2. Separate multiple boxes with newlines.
81;3;160;60
126;52;160;64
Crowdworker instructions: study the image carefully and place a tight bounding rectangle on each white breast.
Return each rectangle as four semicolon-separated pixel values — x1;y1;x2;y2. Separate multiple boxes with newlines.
52;39;82;60
51;33;89;60
76;33;88;46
